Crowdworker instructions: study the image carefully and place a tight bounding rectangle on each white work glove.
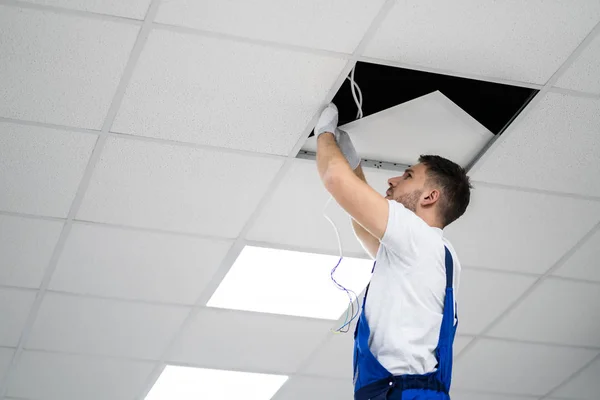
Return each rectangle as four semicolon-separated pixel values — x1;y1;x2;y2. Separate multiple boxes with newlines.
314;103;361;169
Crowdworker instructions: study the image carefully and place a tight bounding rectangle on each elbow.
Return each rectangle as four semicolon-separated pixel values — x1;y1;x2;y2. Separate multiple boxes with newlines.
323;166;343;194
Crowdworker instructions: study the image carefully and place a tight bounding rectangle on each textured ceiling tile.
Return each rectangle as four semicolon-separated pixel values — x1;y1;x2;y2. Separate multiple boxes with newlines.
155;0;386;53
553;227;600;283
77;136;283;237
300;330;354;379
452;393;539;400
0;122;96;217
457;269;535;335
472;93;600;196
445;185;600;274
489;279;600;348
19;0;152;19
26;293;190;360
0;215;63;289
555;30;600;95
363;0;600;84
247;159;396;255
0;289;36;347
168;308;332;373
271;376;352;400
0;6;139;129
453;339;598;396
7;351;155;400
0;347;14;382
111;29;346;155
554;356;600;400
50;223;232;304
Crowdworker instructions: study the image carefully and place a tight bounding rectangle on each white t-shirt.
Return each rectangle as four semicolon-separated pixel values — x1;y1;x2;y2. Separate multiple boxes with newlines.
363;200;461;376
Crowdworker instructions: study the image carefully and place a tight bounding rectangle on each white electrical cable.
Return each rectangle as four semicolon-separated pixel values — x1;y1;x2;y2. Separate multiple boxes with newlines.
326;64;364;333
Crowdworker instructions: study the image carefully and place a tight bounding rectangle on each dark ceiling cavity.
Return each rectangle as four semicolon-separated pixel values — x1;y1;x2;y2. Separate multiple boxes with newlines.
309;61;538;137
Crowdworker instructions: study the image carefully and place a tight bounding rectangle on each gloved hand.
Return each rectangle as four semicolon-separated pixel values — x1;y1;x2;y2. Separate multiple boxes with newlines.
335;128;361;170
314;103;361;169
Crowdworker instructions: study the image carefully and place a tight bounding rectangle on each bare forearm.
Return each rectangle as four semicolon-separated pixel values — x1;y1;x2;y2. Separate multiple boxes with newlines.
316;132;352;186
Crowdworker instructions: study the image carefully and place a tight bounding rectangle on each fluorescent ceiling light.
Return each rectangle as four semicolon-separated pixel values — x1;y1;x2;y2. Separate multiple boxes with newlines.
145;365;288;400
207;246;373;319
303;91;493;167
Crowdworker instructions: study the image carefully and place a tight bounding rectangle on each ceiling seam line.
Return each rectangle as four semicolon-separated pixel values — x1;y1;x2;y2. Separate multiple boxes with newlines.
0;0;144;24
131;2;398;398
539;351;600;400
465;19;600;177
455;219;600;363
0;0;163;397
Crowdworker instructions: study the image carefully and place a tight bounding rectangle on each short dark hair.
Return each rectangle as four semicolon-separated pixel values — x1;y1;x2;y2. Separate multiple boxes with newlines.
418;155;472;227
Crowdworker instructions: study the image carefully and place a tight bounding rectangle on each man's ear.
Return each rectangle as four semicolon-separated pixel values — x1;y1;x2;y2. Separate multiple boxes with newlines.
422;189;440;206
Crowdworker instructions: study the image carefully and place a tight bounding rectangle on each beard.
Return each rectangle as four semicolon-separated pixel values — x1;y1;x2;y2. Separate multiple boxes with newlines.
394;189;423;213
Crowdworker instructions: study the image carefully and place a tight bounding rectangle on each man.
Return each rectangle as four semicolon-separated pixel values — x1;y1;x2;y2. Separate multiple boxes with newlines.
314;103;472;400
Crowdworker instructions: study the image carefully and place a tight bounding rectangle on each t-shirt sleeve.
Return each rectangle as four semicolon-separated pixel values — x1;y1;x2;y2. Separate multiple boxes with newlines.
380;199;428;259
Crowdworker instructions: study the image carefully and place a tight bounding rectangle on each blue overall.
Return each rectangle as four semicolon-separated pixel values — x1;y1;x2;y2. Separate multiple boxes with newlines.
353;247;457;400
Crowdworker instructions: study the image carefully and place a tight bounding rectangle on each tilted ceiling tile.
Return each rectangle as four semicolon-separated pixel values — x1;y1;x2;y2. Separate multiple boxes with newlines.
272;376;352;400
26;293;190;360
0;122;96;217
247;159;396;255
555;30;600;95
445;185;600;274
20;0;152;19
7;351;155;400
453;339;598;396
0;288;37;347
168;308;332;374
457;269;535;335
0;215;63;289
554;356;600;400
155;0;386;53
0;6;139;129
472;93;600;197
363;0;600;84
553;227;600;283
77;136;283;237
111;29;346;155
50;222;233;304
489;278;600;348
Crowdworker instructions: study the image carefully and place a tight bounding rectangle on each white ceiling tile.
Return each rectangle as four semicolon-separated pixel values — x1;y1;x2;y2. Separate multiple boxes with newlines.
555;30;600;95
111;29;346;155
454;336;474;357
453;339;598;396
155;0;386;53
554;356;600;400
363;0;600;84
472;93;600;197
247;159;395;255
0;6;139;129
7;351;155;400
489;279;600;348
50;222;232;304
77;136;283;237
0;347;14;381
451;392;538;400
0;215;63;288
20;0;152;19
553;227;600;283
0;122;96;217
271;376;352;400
26;293;190;359
168;308;331;373
445;185;600;274
303;91;493;167
457;269;535;335
0;288;37;347
300;330;354;379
